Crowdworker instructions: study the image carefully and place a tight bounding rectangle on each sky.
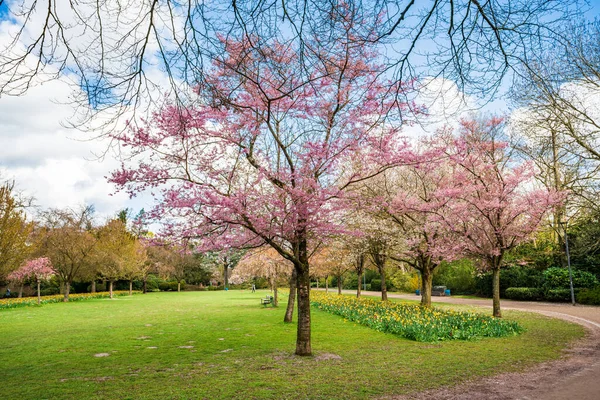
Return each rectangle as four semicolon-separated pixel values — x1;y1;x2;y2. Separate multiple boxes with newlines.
0;1;597;224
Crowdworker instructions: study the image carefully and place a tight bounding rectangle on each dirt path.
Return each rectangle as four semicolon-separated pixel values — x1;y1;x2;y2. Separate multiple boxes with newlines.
330;290;600;400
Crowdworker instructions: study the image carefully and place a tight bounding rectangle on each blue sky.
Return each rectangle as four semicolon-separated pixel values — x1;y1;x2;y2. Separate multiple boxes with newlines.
0;0;598;222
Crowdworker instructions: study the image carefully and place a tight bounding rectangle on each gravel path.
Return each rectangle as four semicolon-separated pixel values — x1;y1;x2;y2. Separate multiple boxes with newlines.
329;290;600;400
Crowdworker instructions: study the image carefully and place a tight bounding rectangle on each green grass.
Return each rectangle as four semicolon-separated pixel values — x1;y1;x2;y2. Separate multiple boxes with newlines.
0;290;585;399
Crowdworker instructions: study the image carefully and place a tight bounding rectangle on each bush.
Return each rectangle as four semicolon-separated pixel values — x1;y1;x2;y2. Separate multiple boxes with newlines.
542;267;599;290
370;279;381;291
207;285;223;291
92;283;107;292
145;278;159;291
433;259;477;295
504;287;543;301
475;265;546;298
389;270;420;293
39;288;59;296
157;281;183;291
576;286;600;305
343;275;359;290
545;288;580;302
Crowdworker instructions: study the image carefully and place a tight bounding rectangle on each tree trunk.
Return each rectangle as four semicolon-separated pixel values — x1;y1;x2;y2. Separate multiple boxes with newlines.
109;280;114;299
295;237;311;356
223;263;229;288
273;282;278;307
60;281;65;295
325;275;328;293
91;280;96;293
355;254;365;298
63;281;70;302
337;274;342;295
380;267;388;301
177;281;181;292
284;268;297;323
296;265;311;356
129;280;133;296
421;267;433;308
492;267;502;318
143;276;147;294
18;285;23;298
37;280;41;305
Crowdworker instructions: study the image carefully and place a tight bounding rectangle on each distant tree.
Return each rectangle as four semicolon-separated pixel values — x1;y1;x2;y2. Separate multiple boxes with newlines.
311;244;353;295
36;207;97;301
235;248;293;307
9;258;55;304
94;219;143;298
121;240;148;295
0;180;33;280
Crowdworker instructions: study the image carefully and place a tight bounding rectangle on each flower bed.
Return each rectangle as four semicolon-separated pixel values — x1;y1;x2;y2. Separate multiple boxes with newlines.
0;291;141;310
311;292;523;342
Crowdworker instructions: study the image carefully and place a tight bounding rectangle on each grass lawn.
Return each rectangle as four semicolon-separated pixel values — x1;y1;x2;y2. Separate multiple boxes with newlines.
0;290;584;399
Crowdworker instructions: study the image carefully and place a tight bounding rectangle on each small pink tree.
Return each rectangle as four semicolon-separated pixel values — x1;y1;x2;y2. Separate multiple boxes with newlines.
9;258;55;304
7;266;28;298
438;117;563;317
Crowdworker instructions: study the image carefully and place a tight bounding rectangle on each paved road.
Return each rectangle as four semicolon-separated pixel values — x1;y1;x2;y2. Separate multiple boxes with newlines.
327;290;600;400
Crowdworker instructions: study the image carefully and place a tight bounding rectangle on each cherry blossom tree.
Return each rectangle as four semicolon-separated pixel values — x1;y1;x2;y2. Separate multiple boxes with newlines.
439;117;563;317
7;264;27;298
311;244;353;295
110;26;413;355
10;258;55;304
372;149;461;307
235;248;293;307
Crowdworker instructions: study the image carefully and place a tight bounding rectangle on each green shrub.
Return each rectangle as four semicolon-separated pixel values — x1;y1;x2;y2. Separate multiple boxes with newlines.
94;283;107;292
145;279;159;291
370;279;381;291
389;270;420;293
475;265;544;298
542;267;598;290
39;288;59;296
207;285;223;291
504;287;543;301
576;286;600;305
545;288;580;302
343;275;359;290
433;259;477;295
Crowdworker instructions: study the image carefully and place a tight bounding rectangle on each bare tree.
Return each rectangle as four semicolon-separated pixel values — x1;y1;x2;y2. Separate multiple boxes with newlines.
0;0;579;128
510;20;600;246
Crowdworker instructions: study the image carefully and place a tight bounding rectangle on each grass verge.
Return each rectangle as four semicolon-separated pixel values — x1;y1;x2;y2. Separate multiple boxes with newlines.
0;290;585;399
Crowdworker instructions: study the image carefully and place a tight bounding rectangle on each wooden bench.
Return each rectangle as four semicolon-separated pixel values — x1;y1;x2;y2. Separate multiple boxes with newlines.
261;296;274;307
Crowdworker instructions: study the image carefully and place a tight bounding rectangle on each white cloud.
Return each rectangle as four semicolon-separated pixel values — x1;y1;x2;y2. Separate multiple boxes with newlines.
0;75;150;220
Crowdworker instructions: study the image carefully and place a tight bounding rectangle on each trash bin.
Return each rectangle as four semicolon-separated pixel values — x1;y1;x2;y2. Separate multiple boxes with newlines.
416;289;421;296
444;289;451;296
